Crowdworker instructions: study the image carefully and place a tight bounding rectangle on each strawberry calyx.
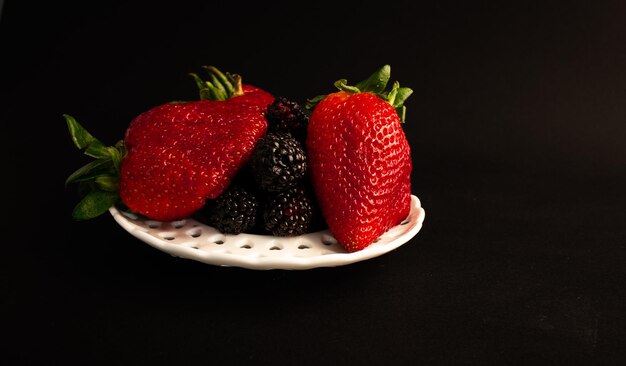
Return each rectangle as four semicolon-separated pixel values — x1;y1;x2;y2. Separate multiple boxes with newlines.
189;65;245;101
64;114;126;220
306;65;413;122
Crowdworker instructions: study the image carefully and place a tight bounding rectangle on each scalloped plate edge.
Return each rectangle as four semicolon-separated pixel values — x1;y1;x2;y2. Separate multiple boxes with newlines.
110;195;425;270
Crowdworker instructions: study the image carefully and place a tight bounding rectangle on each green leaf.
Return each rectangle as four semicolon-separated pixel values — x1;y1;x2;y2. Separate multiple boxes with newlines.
355;65;391;93
207;85;227;101
65;158;113;186
189;73;207;91
392;87;413;108
395;105;407;123
191;66;244;98
199;88;212;100
66;169;116;185
203;65;234;93
64;116;125;220
64;114;103;150
115;140;127;156
84;140;112;159
305;95;327;110
208;73;226;95
334;79;361;94
110;143;125;173
72;190;119;220
95;175;119;192
387;81;399;106
306;65;413;122
189;73;213;100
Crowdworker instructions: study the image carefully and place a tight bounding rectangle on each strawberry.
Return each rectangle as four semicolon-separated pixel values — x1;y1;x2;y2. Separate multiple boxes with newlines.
65;66;274;221
306;65;413;252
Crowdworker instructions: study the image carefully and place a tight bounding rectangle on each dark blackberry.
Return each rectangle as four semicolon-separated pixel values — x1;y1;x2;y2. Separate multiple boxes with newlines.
266;97;309;140
199;184;259;234
251;132;307;192
263;186;314;236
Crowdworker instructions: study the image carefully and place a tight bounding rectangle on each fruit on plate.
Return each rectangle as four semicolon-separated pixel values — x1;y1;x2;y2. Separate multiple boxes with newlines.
199;182;259;235
65;65;415;253
306;65;413;252
65;66;274;221
250;132;307;192
212;98;315;236
263;186;315;236
265;96;310;142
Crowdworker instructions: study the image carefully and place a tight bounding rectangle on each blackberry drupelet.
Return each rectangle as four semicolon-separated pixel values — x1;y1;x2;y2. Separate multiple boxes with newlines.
251;132;307;192
263;186;314;236
200;184;259;234
266;97;309;140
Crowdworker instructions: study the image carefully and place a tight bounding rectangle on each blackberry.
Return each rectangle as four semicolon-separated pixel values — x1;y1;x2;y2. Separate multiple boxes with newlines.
266;97;309;140
263;186;314;236
199;184;259;234
251;132;307;192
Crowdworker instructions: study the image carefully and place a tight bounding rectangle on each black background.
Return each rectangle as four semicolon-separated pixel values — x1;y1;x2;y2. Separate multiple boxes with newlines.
2;0;625;364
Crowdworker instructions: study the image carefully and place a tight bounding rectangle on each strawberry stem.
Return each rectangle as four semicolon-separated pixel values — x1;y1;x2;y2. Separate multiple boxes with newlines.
306;65;413;122
64;114;125;220
355;64;391;93
334;79;361;94
190;65;244;101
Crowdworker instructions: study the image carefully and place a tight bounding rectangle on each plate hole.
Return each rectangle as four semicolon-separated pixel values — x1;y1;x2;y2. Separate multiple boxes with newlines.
159;232;177;241
400;219;409;225
214;240;224;245
147;221;162;228
191;246;198;249
298;244;310;249
321;234;337;246
187;229;202;238
240;244;253;249
269;246;282;251
172;220;186;229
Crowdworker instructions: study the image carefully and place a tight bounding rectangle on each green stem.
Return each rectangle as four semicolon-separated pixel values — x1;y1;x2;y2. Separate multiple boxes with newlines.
192;66;244;100
306;65;414;122
64;114;125;220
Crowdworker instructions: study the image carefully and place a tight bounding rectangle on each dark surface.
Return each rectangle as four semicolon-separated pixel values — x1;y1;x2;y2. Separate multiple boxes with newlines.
2;1;625;364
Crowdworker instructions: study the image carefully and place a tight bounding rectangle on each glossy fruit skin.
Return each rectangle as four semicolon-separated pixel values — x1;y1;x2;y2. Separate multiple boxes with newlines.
201;183;259;235
119;87;274;221
266;97;309;141
263;186;314;236
250;132;307;192
306;91;412;252
234;85;276;108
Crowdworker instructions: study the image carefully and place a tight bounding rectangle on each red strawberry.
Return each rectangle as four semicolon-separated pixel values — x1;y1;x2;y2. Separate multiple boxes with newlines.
65;66;274;221
306;65;413;252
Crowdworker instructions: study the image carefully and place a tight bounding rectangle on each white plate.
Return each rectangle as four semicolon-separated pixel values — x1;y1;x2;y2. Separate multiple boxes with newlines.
110;195;425;270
